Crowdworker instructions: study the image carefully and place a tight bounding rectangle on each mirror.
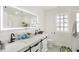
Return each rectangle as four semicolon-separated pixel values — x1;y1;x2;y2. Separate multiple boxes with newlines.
2;6;38;30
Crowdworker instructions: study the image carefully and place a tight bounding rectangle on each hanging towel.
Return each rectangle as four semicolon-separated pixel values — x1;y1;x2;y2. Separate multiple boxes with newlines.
72;21;77;37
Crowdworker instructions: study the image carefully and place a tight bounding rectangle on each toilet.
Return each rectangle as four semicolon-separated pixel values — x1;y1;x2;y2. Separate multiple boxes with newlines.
47;39;55;48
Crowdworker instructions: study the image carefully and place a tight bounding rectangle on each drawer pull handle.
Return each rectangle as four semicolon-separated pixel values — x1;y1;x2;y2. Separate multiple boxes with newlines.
35;49;39;52
24;46;31;52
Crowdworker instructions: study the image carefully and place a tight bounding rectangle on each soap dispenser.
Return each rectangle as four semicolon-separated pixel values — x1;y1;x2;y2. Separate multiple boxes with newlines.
35;30;38;35
0;40;4;50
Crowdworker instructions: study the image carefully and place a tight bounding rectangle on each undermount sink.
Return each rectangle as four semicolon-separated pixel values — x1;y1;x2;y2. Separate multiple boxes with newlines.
4;41;27;52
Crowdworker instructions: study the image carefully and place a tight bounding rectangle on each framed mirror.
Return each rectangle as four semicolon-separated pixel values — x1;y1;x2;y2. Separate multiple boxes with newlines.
1;6;38;30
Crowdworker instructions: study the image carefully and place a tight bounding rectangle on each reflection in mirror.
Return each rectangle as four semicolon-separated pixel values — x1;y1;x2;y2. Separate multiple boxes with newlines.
2;6;38;30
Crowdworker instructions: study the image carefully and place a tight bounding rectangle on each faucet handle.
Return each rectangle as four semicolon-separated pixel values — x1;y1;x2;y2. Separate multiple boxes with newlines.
9;33;16;43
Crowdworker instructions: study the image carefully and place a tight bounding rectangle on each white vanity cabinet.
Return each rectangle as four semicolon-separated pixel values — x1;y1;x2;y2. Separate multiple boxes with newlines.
30;36;47;52
18;35;47;52
31;42;41;52
41;38;47;52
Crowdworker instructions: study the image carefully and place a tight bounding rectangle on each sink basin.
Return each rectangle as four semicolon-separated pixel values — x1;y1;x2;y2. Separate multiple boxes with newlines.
4;41;27;52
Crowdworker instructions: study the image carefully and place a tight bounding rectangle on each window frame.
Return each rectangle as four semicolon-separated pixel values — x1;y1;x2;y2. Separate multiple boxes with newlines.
76;13;79;32
56;15;68;32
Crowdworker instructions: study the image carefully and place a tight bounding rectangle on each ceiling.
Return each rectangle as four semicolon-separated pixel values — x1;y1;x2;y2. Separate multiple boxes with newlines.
39;6;79;12
40;6;57;11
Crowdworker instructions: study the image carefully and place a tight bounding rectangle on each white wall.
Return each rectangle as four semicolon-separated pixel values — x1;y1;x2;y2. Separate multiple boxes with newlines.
1;6;79;51
45;7;79;51
0;6;1;29
0;6;45;43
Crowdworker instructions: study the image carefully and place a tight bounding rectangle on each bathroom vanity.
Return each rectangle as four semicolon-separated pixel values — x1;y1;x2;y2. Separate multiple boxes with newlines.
0;6;47;52
0;33;47;52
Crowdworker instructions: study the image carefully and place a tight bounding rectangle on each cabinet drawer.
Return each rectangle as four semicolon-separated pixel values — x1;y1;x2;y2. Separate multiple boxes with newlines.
31;42;41;52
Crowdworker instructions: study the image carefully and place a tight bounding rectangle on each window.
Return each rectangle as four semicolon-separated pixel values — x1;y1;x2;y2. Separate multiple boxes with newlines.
56;15;68;32
76;13;79;32
31;16;38;27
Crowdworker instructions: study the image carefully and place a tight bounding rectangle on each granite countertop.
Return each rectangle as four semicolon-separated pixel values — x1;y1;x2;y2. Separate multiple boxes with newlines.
0;33;47;52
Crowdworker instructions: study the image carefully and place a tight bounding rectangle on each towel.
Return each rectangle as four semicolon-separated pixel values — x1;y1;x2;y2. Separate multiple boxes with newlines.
72;21;77;37
18;33;30;40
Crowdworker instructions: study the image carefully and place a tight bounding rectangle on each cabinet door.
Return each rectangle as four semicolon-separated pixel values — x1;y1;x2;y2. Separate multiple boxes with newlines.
31;42;41;52
41;39;47;52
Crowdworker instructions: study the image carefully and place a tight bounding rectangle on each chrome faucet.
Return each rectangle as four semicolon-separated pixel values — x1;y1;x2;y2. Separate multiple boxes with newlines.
9;33;16;43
